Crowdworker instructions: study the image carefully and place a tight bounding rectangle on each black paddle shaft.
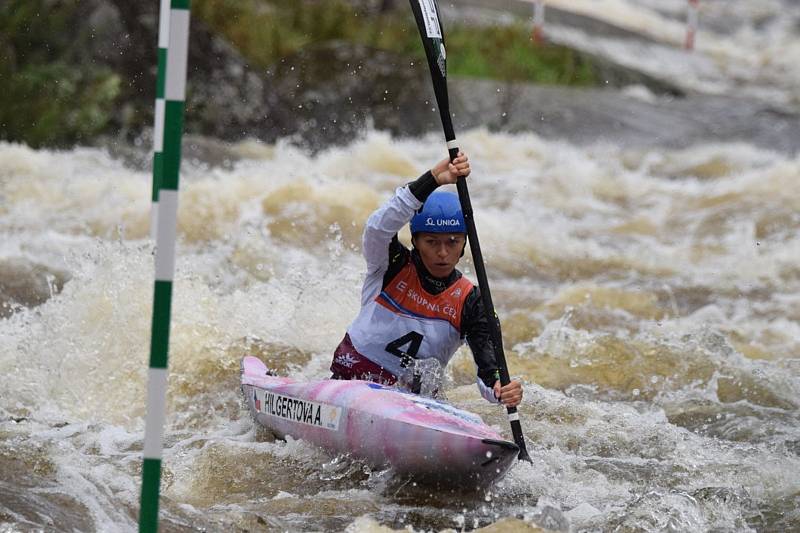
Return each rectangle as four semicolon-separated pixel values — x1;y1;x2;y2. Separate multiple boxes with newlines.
408;0;531;462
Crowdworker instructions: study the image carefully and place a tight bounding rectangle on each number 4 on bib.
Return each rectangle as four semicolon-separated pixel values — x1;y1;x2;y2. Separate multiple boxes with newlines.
385;332;424;368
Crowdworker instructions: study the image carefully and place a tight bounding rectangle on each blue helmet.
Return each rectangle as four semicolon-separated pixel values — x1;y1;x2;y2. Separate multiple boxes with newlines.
410;191;466;234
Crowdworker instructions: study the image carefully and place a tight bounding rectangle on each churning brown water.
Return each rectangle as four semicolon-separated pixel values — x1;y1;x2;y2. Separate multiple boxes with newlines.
1;128;798;531
3;0;800;530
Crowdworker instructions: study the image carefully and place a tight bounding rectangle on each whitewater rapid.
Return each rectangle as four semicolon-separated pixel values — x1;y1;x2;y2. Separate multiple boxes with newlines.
1;127;798;531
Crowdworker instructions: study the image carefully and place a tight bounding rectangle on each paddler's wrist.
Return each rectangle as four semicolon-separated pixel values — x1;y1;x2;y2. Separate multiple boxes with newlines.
408;170;440;202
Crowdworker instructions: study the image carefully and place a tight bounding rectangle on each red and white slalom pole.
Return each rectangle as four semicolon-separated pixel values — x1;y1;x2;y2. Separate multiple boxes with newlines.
532;0;546;45
685;0;699;51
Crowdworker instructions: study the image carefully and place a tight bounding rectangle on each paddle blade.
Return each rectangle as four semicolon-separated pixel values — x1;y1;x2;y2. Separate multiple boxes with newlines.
408;0;456;142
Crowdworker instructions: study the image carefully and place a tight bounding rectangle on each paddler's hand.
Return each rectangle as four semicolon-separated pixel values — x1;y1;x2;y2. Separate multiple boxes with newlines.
493;379;523;408
431;152;470;185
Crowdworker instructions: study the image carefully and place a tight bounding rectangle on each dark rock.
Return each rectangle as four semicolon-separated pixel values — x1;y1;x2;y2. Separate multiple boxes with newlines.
84;0;270;139
256;41;439;151
0;258;70;318
183;28;270;142
445;79;800;153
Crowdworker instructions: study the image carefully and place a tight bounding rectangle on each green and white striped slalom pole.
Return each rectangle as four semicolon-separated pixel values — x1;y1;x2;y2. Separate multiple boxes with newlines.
139;1;190;531
150;0;171;240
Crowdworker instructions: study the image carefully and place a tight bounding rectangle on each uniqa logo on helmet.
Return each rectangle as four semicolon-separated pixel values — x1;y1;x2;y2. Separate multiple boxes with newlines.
425;217;460;227
410;191;466;235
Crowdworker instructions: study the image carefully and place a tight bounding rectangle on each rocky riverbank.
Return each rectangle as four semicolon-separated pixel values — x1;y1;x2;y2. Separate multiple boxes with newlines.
4;0;800;158
1;0;681;150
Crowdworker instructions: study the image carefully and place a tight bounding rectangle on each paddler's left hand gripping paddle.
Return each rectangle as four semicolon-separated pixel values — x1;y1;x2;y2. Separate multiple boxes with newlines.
408;0;532;462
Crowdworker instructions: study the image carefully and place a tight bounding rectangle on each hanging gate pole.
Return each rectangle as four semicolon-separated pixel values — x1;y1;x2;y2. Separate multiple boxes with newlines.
150;0;171;240
532;0;546;45
139;1;191;531
685;0;699;51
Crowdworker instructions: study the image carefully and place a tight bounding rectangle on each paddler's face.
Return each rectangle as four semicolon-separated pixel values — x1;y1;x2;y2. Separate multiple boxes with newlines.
413;232;466;278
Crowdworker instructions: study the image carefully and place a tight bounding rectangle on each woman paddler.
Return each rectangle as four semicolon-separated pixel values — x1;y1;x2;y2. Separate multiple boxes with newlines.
330;152;524;408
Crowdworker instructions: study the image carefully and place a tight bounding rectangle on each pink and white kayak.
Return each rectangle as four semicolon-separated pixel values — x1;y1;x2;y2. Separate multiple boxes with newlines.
240;356;519;487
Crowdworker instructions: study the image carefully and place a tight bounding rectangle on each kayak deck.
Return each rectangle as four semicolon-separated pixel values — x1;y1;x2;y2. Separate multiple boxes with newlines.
240;356;519;487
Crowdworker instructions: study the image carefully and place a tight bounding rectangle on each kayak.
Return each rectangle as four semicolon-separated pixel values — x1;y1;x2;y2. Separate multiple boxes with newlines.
240;355;519;487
